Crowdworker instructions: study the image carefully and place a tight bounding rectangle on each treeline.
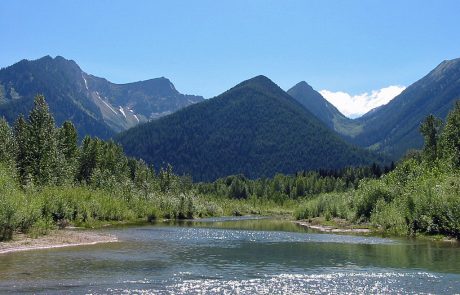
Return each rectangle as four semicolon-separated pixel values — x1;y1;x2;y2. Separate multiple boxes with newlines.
0;96;244;241
0;95;183;192
2;95;458;241
295;101;460;238
197;163;394;202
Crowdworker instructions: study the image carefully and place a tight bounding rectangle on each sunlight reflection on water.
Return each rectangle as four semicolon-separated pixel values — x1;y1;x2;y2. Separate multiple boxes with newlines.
105;271;456;295
1;217;460;294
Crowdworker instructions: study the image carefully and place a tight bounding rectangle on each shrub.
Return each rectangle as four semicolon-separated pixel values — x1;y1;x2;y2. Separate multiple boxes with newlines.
0;165;24;240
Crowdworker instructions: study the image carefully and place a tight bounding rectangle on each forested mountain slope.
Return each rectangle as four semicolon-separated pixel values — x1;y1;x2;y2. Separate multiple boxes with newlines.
117;75;383;181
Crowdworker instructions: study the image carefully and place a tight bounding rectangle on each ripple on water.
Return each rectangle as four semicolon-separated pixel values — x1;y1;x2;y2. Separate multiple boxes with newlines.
137;226;396;246
104;270;459;295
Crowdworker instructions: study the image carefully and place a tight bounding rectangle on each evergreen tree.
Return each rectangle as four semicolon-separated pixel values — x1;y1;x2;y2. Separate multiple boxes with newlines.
58;121;78;162
57;121;79;183
14;115;30;185
159;164;174;193
0;118;16;171
27;95;60;185
77;136;100;183
420;114;442;164
440;101;460;168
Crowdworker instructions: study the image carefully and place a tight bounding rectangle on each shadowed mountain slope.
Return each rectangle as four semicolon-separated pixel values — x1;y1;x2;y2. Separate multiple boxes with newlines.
116;75;383;181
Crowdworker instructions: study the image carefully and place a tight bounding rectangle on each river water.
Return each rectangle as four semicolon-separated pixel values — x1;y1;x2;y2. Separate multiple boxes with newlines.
0;217;459;294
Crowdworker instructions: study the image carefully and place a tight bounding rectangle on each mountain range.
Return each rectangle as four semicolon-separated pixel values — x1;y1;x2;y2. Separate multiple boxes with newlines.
0;56;203;138
2;55;459;180
351;58;460;158
287;58;460;159
116;75;384;181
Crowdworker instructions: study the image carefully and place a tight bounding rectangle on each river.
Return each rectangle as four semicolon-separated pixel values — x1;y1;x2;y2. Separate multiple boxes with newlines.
1;217;459;294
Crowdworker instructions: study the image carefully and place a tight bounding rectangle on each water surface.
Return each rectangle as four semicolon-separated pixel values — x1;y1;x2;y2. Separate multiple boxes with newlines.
1;217;459;294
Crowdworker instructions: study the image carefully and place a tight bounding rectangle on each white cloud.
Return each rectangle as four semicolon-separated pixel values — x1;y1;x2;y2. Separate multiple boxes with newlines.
320;85;406;119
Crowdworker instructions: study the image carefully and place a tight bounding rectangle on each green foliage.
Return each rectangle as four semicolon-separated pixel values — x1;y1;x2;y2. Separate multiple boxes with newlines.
2;94;459;242
0;164;42;240
295;102;460;238
294;192;354;221
370;199;408;236
27;95;60;185
0;117;16;170
420;114;442;164
14;115;30;185
439;101;460;169
197;164;388;204
0;165;23;240
354;179;394;220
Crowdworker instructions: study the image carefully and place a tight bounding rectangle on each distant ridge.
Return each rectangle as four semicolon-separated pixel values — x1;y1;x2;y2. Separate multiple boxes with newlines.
350;58;460;158
0;56;204;138
288;58;460;159
116;75;384;181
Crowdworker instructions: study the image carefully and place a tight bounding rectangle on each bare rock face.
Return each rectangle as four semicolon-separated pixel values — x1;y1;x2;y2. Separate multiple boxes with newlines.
0;55;204;138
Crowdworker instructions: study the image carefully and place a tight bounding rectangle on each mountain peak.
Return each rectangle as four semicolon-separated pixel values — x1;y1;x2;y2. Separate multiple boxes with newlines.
291;81;314;92
287;80;350;131
23;55;83;74
431;57;460;79
0;56;204;138
229;75;286;97
38;55;53;61
237;75;274;87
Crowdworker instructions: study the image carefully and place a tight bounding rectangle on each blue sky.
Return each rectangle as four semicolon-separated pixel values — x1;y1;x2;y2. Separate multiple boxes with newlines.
1;1;459;116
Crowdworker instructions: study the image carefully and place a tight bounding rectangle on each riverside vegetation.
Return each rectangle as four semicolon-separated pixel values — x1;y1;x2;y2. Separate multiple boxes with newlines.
295;102;460;239
0;95;459;241
0;95;264;241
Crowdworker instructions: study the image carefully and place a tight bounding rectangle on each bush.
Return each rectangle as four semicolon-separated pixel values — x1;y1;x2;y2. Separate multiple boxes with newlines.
294;192;353;221
28;217;54;238
0;165;24;240
370;199;408;236
354;180;394;221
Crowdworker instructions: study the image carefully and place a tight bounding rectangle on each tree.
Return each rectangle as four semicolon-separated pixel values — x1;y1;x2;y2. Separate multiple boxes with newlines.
58;121;78;162
27;95;60;185
14;115;30;185
0;117;16;171
420;114;442;164
57;121;79;183
440;101;460;168
77;136;100;183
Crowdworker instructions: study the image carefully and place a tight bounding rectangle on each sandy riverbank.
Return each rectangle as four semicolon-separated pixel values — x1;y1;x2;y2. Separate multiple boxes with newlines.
295;220;371;234
0;229;118;255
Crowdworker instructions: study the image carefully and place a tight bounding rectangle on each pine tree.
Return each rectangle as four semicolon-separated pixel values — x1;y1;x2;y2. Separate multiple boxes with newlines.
27;95;59;185
58;121;78;162
440;101;460;168
420;114;442;164
57;121;79;183
14;115;30;185
77;136;100;183
0;117;16;171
